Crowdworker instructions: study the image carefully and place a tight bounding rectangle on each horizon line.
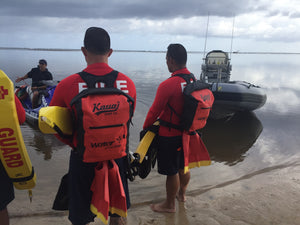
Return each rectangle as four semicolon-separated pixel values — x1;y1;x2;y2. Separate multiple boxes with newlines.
1;47;300;55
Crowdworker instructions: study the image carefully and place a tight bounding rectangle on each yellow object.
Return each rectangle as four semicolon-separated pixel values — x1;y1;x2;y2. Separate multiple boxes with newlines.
39;106;73;135
134;121;159;163
0;69;36;190
28;189;33;202
38;103;157;164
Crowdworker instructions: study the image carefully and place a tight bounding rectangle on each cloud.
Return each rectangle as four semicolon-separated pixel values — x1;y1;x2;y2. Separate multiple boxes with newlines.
290;12;300;18
235;12;300;42
1;0;300;51
1;0;260;19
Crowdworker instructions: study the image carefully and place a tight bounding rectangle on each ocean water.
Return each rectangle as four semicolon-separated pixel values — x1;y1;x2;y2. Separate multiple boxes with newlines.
1;49;300;219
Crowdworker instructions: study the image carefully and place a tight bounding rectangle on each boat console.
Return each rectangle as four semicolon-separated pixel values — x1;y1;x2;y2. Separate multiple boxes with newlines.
200;50;232;83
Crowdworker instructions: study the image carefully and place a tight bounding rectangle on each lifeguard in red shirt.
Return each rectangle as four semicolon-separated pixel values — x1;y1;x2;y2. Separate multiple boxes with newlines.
50;27;136;225
143;44;211;214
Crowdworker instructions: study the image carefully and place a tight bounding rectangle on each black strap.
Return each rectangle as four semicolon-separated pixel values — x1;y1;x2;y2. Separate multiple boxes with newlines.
53;124;72;139
70;70;134;106
173;73;211;95
77;70;118;88
166;73;195;116
159;119;199;135
159;119;183;131
173;73;196;84
161;73;195;131
10;167;35;183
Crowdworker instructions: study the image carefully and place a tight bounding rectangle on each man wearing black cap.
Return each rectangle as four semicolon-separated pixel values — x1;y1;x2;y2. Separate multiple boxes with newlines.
50;27;136;225
15;59;53;108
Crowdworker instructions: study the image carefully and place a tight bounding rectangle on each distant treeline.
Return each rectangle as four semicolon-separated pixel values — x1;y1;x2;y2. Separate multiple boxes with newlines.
0;47;300;55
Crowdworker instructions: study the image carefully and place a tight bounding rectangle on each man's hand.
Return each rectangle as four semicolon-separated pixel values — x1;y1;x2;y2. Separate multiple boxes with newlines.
15;77;23;83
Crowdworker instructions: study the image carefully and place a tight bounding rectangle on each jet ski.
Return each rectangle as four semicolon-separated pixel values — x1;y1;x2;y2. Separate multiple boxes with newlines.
15;80;59;127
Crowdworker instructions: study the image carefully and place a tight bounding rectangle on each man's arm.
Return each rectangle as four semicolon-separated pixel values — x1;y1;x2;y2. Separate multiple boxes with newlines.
143;81;170;129
15;74;29;83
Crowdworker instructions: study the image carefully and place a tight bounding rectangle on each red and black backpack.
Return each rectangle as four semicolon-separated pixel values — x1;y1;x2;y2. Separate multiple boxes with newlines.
160;73;214;132
70;71;134;163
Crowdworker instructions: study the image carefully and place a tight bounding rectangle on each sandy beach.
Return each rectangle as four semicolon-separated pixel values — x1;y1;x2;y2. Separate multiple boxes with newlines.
8;161;300;225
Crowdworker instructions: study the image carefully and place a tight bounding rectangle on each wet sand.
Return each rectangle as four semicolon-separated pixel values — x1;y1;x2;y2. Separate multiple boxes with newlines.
9;161;300;225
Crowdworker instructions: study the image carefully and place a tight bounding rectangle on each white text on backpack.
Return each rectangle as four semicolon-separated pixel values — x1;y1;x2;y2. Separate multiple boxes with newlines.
78;80;129;93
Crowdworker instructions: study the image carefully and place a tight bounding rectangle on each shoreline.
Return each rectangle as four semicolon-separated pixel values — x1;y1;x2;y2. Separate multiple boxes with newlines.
9;161;300;225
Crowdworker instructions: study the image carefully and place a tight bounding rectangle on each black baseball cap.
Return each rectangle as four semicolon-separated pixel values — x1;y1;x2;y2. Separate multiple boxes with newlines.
84;27;110;54
39;59;47;65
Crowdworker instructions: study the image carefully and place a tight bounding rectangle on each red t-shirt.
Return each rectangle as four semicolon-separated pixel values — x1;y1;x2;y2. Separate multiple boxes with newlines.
143;68;192;137
50;63;136;147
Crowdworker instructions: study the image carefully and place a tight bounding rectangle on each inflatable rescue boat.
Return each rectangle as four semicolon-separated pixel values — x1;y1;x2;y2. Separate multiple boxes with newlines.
200;50;267;119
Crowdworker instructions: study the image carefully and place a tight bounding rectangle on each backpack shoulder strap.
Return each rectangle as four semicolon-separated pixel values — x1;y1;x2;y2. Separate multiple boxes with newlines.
77;70;119;88
173;73;196;84
183;80;211;95
160;73;195;130
166;73;195;115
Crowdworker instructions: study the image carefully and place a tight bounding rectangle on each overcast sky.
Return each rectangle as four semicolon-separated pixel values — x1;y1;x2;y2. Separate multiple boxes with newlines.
1;0;300;52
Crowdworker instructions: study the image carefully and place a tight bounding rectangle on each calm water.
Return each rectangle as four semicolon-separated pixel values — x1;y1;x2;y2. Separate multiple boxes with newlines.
1;49;300;213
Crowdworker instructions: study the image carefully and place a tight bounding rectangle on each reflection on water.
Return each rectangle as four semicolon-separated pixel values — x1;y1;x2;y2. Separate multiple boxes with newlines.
21;125;65;160
201;111;263;166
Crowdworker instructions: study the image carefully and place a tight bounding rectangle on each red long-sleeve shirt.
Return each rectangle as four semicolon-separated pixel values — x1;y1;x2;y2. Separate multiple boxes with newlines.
143;68;192;137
